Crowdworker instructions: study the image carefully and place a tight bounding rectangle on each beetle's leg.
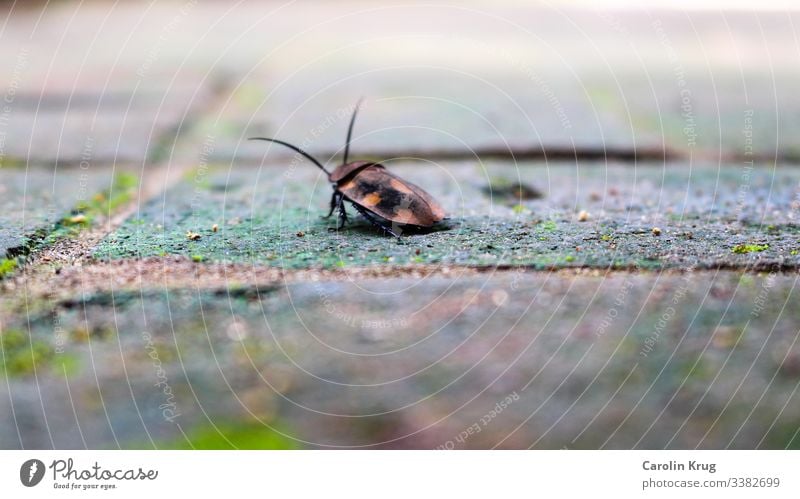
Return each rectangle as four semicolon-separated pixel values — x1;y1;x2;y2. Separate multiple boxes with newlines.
336;195;348;229
352;203;401;238
322;192;339;218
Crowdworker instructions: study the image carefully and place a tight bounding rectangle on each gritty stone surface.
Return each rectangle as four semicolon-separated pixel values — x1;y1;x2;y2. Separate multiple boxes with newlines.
93;162;800;270
0;168;113;256
1;271;798;449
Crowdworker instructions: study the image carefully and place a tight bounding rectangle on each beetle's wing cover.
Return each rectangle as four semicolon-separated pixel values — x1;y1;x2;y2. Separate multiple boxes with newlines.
329;161;374;182
338;165;445;227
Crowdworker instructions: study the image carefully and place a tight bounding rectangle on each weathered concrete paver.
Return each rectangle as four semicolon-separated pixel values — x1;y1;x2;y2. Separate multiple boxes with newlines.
216;71;621;161
181;6;800;161
93;162;800;270
2;79;213;163
0;2;217;165
3;3;799;162
1;272;798;449
0;168;115;258
218;67;800;163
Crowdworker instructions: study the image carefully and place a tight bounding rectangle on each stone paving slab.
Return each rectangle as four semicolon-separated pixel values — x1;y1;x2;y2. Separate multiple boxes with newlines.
181;5;800;160
581;70;800;159
1;76;215;164
0;167;116;258
7;3;795;73
1;271;798;449
3;3;799;162
218;67;800;163
92;161;800;270
0;2;219;163
219;70;622;161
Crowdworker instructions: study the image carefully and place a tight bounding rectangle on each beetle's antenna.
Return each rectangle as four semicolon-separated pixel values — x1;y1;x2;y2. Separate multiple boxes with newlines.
248;137;330;175
342;97;364;165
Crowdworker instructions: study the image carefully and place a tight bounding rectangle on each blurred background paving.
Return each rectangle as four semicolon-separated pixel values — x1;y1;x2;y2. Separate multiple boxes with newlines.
1;1;799;448
2;2;799;163
2;273;799;449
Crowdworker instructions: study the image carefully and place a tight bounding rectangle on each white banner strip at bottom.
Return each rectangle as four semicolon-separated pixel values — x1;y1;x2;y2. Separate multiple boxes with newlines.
1;450;797;497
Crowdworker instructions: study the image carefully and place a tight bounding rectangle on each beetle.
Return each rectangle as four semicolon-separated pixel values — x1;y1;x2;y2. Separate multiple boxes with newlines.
249;100;445;237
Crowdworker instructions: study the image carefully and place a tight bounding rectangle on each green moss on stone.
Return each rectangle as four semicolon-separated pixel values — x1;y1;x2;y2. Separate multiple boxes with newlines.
0;258;18;278
74;171;138;221
732;243;769;254
0;329;55;377
538;220;557;232
159;422;299;450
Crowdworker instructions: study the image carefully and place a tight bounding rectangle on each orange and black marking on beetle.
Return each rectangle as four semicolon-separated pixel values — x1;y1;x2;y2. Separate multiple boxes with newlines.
249;99;445;237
